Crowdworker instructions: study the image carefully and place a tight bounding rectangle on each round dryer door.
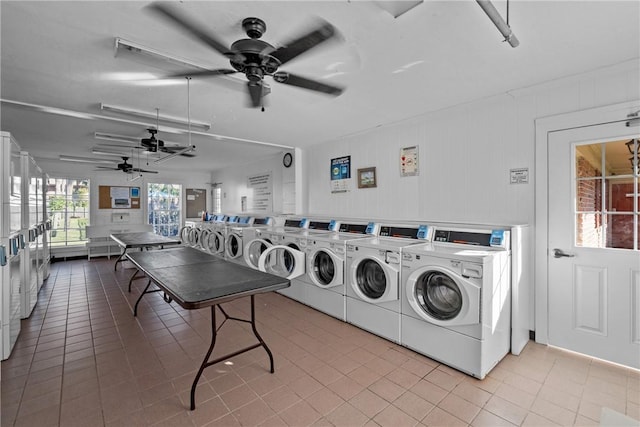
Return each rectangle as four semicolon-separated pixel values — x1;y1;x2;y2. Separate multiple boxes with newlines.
308;249;343;288
179;226;191;243
225;233;242;258
405;266;480;326
203;231;225;255
188;228;201;247
350;255;399;303
244;238;272;270
258;245;305;279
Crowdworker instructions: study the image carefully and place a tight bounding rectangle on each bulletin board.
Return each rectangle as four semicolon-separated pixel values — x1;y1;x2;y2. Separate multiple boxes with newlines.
186;188;206;218
98;185;141;209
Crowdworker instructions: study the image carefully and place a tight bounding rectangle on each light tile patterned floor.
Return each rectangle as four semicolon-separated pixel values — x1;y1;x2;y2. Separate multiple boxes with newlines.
1;258;639;426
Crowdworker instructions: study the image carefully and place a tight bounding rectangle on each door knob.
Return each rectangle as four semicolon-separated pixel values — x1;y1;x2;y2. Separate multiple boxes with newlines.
553;248;575;258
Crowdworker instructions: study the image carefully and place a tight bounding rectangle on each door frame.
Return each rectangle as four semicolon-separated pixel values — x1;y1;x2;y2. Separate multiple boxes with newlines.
534;100;640;344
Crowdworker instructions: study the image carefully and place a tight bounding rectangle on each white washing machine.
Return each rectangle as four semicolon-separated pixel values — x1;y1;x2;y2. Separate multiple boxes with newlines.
225;217;272;265
346;224;433;343
400;227;511;379
257;219;339;303
244;217;308;272
304;221;378;320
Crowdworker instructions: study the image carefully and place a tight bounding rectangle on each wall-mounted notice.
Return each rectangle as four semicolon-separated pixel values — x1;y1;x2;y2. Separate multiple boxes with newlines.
110;186;131;208
248;172;273;212
330;155;351;193
400;146;419;176
510;168;529;184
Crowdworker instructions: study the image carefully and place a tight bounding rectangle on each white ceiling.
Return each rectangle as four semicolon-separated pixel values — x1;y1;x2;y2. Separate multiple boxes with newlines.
1;1;639;175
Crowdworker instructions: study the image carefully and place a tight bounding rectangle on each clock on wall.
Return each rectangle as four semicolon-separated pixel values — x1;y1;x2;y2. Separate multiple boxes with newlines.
283;152;293;168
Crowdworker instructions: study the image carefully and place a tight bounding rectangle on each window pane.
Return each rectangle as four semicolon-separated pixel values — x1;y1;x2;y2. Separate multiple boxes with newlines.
148;183;181;237
46;178;89;246
576;178;602;212
576;144;602;178
576;212;603;248
605;139;636;177
606;214;635;249
608;178;635;213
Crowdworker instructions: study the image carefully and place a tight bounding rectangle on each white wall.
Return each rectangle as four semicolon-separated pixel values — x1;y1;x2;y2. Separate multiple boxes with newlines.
210;151;294;215
305;60;640;225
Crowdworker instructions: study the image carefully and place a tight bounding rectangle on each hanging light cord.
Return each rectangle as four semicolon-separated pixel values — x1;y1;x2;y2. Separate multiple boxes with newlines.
186;77;192;146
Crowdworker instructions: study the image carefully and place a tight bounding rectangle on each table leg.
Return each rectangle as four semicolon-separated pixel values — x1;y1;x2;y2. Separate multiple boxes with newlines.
127;269;145;293
114;248;127;271
189;295;276;410
133;280;152;317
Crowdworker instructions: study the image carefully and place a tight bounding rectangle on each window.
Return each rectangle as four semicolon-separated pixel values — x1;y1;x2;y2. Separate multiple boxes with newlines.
46;178;90;246
575;138;639;250
213;187;222;214
148;183;181;237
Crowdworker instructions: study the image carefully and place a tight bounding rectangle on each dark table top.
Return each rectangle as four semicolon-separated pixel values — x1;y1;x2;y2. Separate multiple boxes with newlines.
126;247;290;309
110;232;182;249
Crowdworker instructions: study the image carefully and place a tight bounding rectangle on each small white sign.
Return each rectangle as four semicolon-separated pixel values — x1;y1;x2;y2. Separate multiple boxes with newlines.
510;168;529;184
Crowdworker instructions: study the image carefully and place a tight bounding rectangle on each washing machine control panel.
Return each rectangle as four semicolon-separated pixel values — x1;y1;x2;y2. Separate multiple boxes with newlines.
378;224;432;241
338;222;377;235
433;228;509;248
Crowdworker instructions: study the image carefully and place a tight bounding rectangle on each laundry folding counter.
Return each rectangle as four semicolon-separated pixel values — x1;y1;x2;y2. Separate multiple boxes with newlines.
125;247;290;410
110;232;182;271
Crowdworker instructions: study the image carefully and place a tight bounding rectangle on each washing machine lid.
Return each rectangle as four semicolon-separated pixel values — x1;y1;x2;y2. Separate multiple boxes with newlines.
243;238;273;270
350;253;399;303
258;245;306;279
308;247;344;288
405;266;480;326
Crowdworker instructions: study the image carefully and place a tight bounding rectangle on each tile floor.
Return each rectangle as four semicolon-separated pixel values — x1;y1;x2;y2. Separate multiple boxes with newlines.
1;258;639;427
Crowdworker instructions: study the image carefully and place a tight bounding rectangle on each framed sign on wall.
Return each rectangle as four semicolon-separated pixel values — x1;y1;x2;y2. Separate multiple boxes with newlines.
357;167;377;189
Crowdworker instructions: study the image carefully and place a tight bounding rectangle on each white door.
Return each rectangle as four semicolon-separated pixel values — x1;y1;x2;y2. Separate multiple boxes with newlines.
548;120;639;368
258;245;306;279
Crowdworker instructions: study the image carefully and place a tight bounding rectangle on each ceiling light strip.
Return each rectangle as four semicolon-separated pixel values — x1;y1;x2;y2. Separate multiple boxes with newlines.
476;0;519;48
59;155;117;164
1;98;293;149
100;103;210;131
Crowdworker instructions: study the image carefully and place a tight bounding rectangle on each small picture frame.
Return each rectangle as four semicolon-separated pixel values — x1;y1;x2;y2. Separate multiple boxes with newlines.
357;167;377;189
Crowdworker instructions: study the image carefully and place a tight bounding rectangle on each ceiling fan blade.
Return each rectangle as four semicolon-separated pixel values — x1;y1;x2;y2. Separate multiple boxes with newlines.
131;168;159;174
247;82;263;108
161;147;197;157
147;2;234;58
167;69;237;79
95;166;119;170
271;19;338;65
273;71;344;96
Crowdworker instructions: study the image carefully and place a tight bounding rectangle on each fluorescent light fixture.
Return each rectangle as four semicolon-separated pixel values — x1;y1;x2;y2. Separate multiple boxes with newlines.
94;132;140;144
91;148;134;157
476;0;520;48
100;103;211;131
59;155;117;164
115;37;212;72
154;145;196;164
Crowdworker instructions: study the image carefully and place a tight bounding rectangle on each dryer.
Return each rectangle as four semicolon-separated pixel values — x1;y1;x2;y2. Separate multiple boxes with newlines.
400;227;511;379
345;224;433;343
305;221;377;320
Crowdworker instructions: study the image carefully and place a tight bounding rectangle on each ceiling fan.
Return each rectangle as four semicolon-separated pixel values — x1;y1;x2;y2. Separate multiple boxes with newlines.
148;2;345;108
95;157;158;174
140;128;196;157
